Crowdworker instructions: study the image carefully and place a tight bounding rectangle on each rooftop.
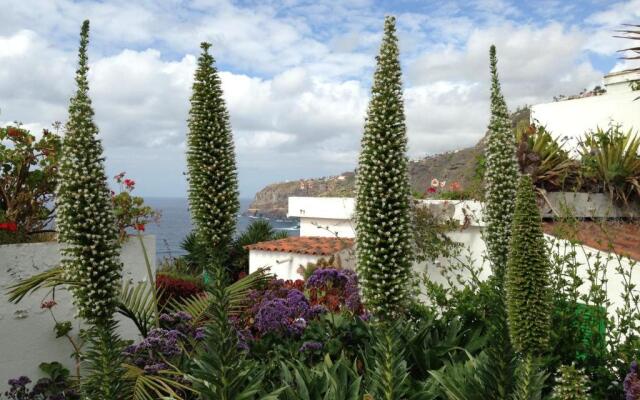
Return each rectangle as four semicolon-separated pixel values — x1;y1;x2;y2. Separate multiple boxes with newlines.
543;221;640;261
245;236;354;256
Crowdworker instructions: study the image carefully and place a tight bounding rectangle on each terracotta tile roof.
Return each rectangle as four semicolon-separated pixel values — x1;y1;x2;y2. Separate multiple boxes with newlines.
543;221;640;261
245;236;354;256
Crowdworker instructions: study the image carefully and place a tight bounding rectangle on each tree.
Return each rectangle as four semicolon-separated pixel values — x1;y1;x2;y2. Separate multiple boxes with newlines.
355;16;413;319
186;42;239;265
506;174;552;356
56;20;122;324
483;45;519;288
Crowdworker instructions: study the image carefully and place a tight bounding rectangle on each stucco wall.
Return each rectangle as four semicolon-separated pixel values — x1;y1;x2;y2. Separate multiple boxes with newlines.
0;235;156;384
249;248;356;280
530;90;640;148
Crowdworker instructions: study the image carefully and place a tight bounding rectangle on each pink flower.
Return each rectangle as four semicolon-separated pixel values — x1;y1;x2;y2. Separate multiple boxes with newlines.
114;172;126;183
124;179;135;189
440;181;446;188
431;178;439;187
41;300;57;309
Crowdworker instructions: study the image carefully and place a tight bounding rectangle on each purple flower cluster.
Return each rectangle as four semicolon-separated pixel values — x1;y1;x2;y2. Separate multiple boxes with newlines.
306;268;362;314
253;288;324;336
123;312;203;374
299;341;323;352
625;361;640;400
3;376;79;400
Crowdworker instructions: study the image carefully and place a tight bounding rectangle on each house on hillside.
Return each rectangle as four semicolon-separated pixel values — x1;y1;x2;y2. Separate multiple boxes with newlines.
531;69;640;143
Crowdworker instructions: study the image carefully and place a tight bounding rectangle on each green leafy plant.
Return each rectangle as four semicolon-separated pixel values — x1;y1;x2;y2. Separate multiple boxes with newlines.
515;122;577;191
578;125;640;205
111;172;160;242
0;123;61;242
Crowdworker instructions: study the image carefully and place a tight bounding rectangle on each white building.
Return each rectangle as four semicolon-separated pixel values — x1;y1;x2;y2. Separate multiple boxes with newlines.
247;197;638;316
531;69;640;145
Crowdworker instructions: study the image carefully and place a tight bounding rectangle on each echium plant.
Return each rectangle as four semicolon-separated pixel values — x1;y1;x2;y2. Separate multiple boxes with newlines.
186;42;239;264
483;45;519;288
506;174;552;356
355;16;413;319
56;20;122;323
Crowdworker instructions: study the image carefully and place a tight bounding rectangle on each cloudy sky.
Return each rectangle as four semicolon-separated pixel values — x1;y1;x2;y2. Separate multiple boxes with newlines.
1;0;637;198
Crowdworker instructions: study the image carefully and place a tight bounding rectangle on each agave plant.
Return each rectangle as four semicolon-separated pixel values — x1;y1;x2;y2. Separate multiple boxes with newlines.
578;125;640;205
515;122;577;191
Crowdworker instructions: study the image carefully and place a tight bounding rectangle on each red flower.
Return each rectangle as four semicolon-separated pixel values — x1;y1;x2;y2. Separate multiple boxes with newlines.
134;223;145;232
0;222;17;232
41;300;57;309
426;187;437;194
124;179;135;189
6;128;21;138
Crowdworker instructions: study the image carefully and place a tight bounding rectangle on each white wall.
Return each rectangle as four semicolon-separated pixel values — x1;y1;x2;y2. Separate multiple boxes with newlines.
292;197;484;239
249;248;356;280
300;218;356;238
531;90;640;148
0;236;156;385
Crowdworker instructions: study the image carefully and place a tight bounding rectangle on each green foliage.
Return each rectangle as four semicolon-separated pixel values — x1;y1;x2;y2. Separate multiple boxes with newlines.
117;280;162;337
483;45;519;288
506;175;552;356
412;204;463;263
0;123;61;240
56;20;122;323
279;355;364;400
551;363;591;400
355;16;413;319
186;42;239;262
578;124;640;205
428;352;547;400
81;319;126;399
515;122;577;191
365;324;411;399
185;265;278;399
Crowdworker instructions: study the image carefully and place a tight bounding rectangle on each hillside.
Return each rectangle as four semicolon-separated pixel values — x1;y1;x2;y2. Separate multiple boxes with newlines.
248;109;529;218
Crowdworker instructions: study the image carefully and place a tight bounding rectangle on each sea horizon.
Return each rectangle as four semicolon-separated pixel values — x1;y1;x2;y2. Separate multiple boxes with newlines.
144;197;299;259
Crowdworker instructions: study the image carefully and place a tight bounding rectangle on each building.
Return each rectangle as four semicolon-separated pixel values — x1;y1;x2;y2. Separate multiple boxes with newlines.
531;69;640;145
247;196;639;316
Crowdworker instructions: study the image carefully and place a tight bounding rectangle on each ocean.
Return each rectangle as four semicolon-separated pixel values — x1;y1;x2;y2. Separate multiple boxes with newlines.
144;197;299;260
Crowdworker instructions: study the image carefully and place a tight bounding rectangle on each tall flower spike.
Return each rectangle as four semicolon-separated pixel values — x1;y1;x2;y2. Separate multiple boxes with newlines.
483;44;519;288
355;16;413;319
186;41;239;265
56;20;122;323
506;174;552;356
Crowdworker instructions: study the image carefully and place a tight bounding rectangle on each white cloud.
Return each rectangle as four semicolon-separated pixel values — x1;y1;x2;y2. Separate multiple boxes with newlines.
0;0;628;196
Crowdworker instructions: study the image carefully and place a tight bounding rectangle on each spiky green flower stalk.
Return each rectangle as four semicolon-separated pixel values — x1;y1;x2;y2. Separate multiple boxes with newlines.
484;45;519;288
186;42;239;264
506;175;552;356
355;16;413;319
56;20;122;323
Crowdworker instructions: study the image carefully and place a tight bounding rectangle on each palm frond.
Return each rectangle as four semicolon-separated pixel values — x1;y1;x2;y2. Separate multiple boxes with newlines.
5;266;72;304
170;267;274;322
117;281;163;337
122;364;192;400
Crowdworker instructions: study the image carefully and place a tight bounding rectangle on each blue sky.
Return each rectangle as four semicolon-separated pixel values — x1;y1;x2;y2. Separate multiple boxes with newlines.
0;0;637;197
